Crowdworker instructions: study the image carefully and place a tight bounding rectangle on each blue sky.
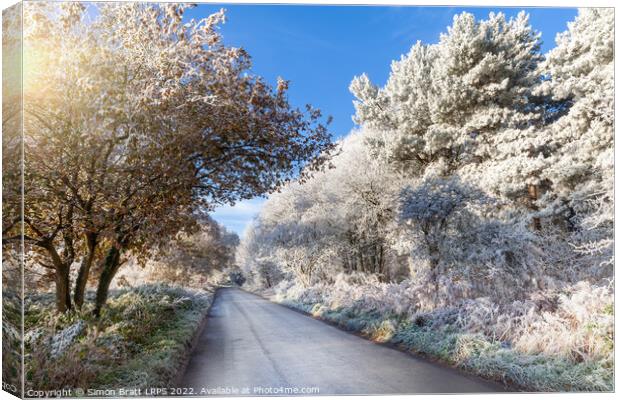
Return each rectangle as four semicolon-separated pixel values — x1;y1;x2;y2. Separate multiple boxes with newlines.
187;4;578;236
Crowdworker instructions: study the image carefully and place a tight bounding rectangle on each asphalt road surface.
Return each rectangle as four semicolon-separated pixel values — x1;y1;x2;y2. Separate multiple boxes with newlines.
180;288;505;395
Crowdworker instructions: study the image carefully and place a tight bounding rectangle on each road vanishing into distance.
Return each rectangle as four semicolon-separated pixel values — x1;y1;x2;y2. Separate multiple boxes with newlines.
180;288;505;395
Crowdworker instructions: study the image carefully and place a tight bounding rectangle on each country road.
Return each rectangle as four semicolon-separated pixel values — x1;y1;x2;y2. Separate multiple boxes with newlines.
180;288;505;395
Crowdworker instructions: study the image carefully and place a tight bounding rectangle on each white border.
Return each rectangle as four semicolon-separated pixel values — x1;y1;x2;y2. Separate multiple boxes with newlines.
0;1;616;400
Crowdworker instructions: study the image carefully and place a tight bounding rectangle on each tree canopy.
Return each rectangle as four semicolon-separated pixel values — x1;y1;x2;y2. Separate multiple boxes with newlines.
3;2;333;313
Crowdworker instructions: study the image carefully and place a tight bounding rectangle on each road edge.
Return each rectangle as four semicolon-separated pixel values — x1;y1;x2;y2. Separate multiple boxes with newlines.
172;287;219;388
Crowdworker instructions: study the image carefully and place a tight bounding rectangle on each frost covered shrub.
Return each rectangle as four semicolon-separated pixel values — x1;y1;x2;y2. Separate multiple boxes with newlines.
27;328;111;391
277;275;421;317
509;282;613;363
440;280;614;371
2;289;22;393
24;284;214;391
271;271;613;368
269;278;613;391
399;177;543;305
565;192;614;282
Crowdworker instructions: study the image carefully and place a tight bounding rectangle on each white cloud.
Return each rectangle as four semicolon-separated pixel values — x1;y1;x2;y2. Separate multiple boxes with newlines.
211;197;266;236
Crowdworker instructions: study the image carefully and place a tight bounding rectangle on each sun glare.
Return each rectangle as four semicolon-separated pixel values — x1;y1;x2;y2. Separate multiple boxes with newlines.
22;41;53;96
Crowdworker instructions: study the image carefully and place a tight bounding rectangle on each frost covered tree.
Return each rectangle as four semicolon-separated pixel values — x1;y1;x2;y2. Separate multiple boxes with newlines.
349;43;435;173
239;8;613;322
477;10;613;236
399;177;539;304
351;12;544;180
247;181;337;287
3;2;332;313
236;221;287;288
428;11;543;174
537;9;614;274
317;131;406;280
346;11;551;298
237;128;407;287
399;178;482;275
149;216;239;287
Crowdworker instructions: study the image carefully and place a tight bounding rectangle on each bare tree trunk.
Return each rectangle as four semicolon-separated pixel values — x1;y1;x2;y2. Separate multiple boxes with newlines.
73;233;98;308
357;246;364;274
378;243;385;281
370;248;377;275
93;245;121;317
43;243;72;313
265;273;272;288
528;183;542;231
425;233;441;307
343;253;350;273
55;264;72;313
